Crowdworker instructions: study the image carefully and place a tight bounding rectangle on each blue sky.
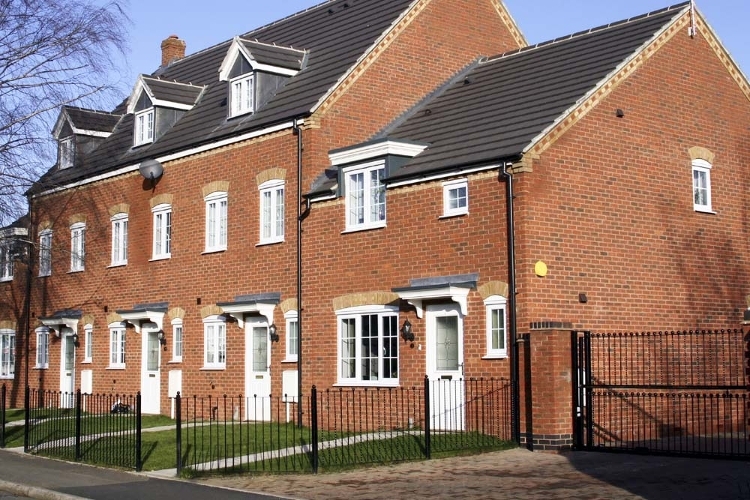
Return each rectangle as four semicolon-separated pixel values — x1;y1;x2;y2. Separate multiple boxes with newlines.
119;1;749;91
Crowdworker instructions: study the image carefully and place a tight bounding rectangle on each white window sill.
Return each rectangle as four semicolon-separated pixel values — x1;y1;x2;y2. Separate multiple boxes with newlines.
200;366;226;371
106;366;126;370
0;376;14;380
108;262;127;268
202;248;226;255
440;211;468;219
82;360;92;364
38;274;51;278
133;140;154;148
150;255;171;262
694;207;717;214
341;222;387;234
482;354;508;360
68;269;85;274
33;366;48;370
282;358;298;364
0;277;12;283
334;381;400;388
168;359;182;364
256;239;284;247
229;110;253;119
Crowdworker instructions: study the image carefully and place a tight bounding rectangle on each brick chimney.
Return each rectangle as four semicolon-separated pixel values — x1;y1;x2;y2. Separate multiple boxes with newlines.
160;35;186;67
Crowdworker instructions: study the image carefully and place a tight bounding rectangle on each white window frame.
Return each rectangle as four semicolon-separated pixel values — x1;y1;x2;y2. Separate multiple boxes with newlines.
203;315;226;369
171;318;183;363
284;310;298;362
0;329;15;379
483;295;508;359
152;204;172;260
111;213;128;266
442;178;469;217
108;323;126;369
343;160;386;232
204;191;228;252
134;108;154;146
70;222;85;272
35;327;49;369
336;305;399;386
83;324;93;363
692;159;713;213
59;137;75;169
0;240;13;282
39;230;52;277
229;74;254;117
259;180;285;244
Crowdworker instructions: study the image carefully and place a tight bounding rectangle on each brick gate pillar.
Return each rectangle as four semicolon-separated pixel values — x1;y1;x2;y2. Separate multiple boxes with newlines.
520;324;574;451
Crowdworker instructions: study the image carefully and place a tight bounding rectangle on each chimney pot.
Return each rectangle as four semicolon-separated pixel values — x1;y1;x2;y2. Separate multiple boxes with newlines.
161;35;186;67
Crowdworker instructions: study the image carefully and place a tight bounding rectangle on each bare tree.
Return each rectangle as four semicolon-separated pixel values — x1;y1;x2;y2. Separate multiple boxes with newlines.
0;0;130;226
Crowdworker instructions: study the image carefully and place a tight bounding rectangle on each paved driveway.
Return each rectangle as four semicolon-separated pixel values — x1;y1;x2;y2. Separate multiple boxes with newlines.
195;448;750;500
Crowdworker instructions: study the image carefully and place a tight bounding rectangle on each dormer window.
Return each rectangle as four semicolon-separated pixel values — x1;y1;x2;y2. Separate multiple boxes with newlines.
218;37;306;120
230;75;254;117
59;137;75;169
134;108;154;146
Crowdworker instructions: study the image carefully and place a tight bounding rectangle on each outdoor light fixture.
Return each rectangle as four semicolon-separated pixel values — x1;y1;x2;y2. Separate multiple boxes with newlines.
400;319;414;342
138;158;164;187
72;333;79;345
269;323;279;343
157;330;167;345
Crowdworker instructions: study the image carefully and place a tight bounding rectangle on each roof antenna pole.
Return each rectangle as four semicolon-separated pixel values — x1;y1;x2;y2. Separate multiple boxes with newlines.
689;0;697;38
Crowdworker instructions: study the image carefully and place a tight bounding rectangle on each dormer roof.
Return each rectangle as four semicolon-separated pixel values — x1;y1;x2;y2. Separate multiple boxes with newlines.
52;106;121;140
219;37;307;80
126;75;205;113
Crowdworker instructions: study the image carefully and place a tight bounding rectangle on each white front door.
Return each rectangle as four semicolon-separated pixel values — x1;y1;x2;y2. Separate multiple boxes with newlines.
245;319;271;421
426;304;465;431
141;326;161;414
60;329;76;408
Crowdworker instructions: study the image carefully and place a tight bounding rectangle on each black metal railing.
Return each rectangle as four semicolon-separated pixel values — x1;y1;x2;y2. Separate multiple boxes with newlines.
24;388;142;470
573;330;750;460
175;377;512;475
175;392;315;475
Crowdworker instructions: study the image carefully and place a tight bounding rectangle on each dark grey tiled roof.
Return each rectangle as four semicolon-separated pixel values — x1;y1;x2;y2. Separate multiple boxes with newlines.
36;0;416;191
64;106;121;134
238;39;307;70
382;3;689;182
141;77;204;106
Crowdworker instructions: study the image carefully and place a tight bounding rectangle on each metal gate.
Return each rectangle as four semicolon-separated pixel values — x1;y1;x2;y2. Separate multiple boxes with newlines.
572;329;750;460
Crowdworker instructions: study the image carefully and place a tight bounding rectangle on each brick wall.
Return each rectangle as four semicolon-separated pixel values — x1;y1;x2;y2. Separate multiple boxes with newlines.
514;27;750;333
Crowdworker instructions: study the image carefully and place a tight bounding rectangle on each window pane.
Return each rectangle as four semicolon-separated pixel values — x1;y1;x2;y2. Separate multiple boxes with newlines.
288;320;298;356
382;315;398;379
252;326;268;372
341;318;356;379
348;173;364;225
369;168;385;223
436;316;459;370
174;326;183;358
275;188;284;237
147;333;159;371
262;191;271;239
361;314;379;381
491;308;505;350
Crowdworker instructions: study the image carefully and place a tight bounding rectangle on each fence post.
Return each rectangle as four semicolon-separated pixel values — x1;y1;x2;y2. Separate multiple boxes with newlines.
310;385;318;474
135;392;142;472
0;384;6;448
175;392;182;476
424;375;431;460
75;389;82;461
23;386;29;452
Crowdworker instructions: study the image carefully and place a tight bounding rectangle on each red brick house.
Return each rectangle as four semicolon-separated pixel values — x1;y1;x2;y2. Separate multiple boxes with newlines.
1;0;748;449
0;0;524;415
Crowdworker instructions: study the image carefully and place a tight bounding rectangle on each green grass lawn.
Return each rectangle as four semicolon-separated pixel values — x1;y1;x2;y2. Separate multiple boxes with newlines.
5;412;514;475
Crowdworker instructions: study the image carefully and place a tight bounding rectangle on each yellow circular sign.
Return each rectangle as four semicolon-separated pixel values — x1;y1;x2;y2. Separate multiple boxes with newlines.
534;261;548;277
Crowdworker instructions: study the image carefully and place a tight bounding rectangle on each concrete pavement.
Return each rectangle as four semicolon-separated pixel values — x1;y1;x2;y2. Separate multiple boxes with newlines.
1;446;749;499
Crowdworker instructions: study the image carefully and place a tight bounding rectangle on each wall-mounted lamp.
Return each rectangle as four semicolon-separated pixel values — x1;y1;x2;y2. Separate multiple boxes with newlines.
157;330;167;346
269;323;279;343
400;319;414;342
72;333;79;345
